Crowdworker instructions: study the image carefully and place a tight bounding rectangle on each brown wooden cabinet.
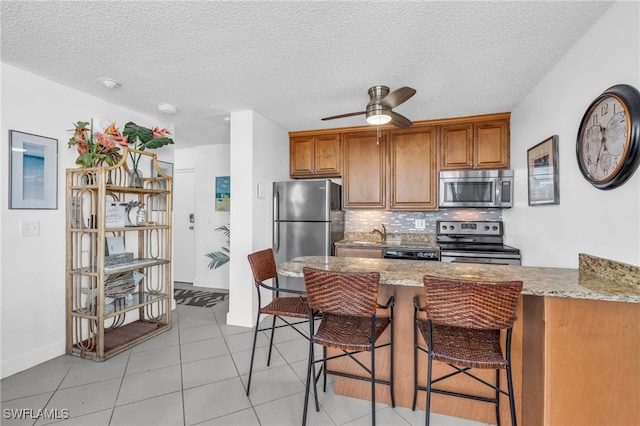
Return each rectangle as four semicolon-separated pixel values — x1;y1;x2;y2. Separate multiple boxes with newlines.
342;130;386;209
289;132;341;178
439;116;510;170
388;126;438;210
335;246;384;258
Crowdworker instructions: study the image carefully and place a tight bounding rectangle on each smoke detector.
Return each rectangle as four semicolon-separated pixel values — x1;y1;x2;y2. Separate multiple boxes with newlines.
98;78;120;89
158;103;177;114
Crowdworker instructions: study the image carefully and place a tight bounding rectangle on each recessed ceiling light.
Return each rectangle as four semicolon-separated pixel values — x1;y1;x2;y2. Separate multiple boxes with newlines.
158;103;177;114
98;78;121;89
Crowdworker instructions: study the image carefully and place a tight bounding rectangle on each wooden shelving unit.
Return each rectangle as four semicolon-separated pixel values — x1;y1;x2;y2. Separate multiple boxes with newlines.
65;149;172;361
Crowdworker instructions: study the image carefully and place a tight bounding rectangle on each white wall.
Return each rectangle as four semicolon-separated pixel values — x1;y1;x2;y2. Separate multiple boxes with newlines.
194;144;231;289
0;63;175;378
505;1;640;268
226;111;289;327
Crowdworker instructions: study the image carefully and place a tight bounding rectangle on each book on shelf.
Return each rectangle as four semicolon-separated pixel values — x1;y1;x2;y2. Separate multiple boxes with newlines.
68;196;85;229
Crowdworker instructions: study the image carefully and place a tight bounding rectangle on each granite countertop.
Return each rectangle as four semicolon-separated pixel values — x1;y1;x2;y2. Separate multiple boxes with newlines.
335;232;439;250
278;253;640;304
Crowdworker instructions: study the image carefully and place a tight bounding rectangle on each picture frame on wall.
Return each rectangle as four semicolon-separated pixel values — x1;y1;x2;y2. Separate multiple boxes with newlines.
215;176;230;211
527;135;559;206
9;130;58;209
152;160;173;211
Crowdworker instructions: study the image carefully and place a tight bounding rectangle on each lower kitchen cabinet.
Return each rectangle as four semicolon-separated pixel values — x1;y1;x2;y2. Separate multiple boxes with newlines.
335;246;384;258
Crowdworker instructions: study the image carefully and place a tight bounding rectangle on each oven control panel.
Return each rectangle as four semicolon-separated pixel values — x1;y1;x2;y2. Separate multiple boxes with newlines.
437;220;503;236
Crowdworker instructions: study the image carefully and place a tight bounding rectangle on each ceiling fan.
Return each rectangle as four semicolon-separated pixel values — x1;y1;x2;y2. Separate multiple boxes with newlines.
321;85;416;128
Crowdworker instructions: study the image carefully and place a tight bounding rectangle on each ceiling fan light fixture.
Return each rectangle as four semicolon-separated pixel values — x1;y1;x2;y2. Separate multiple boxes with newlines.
366;103;392;125
366;111;392;125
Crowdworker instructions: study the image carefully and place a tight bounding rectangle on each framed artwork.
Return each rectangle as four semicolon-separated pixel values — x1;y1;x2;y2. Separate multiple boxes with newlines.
215;176;230;211
9;130;58;209
152;160;173;211
528;135;559;206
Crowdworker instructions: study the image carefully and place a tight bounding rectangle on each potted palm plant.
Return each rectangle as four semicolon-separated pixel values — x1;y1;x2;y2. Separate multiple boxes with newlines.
206;225;230;269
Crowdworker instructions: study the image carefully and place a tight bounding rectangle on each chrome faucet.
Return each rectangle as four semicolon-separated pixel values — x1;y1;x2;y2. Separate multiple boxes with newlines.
371;224;387;242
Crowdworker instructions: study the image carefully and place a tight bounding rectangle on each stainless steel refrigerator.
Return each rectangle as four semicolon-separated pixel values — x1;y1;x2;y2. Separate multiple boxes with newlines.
273;180;344;290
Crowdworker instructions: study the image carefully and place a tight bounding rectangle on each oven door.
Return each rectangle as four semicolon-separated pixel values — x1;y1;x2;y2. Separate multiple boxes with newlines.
440;252;521;266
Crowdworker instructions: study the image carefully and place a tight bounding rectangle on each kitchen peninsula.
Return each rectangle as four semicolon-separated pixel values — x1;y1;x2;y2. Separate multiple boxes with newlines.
278;254;640;426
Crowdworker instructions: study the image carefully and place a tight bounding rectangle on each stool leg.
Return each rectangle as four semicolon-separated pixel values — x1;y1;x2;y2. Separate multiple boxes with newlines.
495;369;501;426
302;338;313;426
371;339;376;426
425;353;432;426
322;346;327;392
390;313;395;408
246;313;261;396
266;315;277;366
412;318;418;411
507;364;517;426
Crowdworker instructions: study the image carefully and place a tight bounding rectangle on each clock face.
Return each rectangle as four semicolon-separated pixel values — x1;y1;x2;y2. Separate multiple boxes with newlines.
578;94;629;182
576;84;640;190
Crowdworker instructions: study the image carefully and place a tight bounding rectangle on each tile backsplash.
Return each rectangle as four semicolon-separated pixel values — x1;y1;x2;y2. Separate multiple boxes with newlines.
345;209;502;234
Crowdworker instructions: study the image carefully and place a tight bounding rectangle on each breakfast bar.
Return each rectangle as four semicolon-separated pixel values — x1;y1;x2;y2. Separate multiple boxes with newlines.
278;254;640;426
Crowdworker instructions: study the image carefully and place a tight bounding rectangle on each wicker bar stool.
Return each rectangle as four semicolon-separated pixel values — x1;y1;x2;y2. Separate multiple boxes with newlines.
246;248;310;396
413;275;523;426
302;267;394;426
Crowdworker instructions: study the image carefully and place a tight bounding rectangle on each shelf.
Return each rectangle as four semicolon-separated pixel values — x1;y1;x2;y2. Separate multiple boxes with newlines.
104;258;169;273
66;149;172;361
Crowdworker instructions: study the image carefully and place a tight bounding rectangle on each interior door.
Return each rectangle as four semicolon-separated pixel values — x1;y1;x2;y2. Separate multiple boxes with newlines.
173;169;195;283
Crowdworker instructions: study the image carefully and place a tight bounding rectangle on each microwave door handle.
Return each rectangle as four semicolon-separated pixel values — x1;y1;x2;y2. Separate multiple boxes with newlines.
495;181;502;206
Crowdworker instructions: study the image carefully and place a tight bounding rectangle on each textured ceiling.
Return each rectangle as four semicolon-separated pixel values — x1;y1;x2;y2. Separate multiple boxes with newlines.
1;1;614;148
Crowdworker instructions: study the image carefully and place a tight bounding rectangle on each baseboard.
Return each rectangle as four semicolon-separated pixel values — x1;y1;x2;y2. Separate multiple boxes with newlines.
1;341;65;379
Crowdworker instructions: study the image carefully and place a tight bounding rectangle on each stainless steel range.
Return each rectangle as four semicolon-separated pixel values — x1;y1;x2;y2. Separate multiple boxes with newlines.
437;220;521;265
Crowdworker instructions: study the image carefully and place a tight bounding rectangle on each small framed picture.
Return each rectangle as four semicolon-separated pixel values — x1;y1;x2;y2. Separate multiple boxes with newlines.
9;130;58;209
152;160;173;211
527;135;559;206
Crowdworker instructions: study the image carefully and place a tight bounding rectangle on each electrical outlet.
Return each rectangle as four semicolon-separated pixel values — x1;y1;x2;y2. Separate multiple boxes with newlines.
21;220;40;236
415;219;426;230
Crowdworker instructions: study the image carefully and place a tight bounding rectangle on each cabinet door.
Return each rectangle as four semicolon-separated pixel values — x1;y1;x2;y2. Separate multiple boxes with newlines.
474;120;510;169
343;131;385;209
335;247;384;258
389;127;438;210
290;136;314;177
314;133;342;176
439;123;473;170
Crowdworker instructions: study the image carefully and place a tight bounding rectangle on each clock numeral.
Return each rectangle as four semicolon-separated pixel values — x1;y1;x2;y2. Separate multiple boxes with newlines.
600;103;609;116
592;113;599;125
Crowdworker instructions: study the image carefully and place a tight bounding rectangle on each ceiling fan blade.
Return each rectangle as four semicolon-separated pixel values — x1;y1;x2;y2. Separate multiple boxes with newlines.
321;111;366;121
379;87;416;109
390;111;412;128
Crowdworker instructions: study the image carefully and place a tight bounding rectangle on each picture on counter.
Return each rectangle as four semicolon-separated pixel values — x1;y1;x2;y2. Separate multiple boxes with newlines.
9;130;58;209
215;176;230;211
528;135;559;206
152;160;173;211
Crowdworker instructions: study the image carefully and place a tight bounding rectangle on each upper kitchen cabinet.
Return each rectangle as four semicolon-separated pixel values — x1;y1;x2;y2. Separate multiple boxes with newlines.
289;132;342;178
388;126;438;210
439;114;510;170
342;130;386;209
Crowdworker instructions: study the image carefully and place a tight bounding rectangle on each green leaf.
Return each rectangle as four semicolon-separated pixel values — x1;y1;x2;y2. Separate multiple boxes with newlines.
205;251;230;270
123;122;174;151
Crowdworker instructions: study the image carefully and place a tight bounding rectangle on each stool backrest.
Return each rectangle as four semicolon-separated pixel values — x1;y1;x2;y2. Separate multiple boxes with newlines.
422;275;522;330
303;267;380;317
247;248;278;288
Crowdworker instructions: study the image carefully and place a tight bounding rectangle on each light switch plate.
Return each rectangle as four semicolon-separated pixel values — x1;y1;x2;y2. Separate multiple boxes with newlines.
21;220;40;236
415;219;426;230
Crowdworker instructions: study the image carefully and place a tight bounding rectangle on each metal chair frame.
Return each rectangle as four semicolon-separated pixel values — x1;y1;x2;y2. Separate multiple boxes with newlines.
301;267;395;426
246;248;315;396
412;276;522;426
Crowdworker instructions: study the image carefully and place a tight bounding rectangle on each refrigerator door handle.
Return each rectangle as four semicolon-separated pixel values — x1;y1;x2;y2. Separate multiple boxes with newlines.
273;190;280;253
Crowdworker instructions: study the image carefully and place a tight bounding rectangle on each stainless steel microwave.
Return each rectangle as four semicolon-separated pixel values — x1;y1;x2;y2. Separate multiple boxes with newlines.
439;170;513;208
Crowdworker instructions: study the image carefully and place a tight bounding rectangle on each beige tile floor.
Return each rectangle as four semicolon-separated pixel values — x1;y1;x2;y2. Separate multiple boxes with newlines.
1;290;493;426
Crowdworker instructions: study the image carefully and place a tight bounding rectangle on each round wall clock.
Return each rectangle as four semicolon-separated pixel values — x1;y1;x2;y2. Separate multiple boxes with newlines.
576;84;640;190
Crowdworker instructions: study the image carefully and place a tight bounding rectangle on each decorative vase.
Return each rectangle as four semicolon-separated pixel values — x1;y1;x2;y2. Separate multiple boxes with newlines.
128;168;143;188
